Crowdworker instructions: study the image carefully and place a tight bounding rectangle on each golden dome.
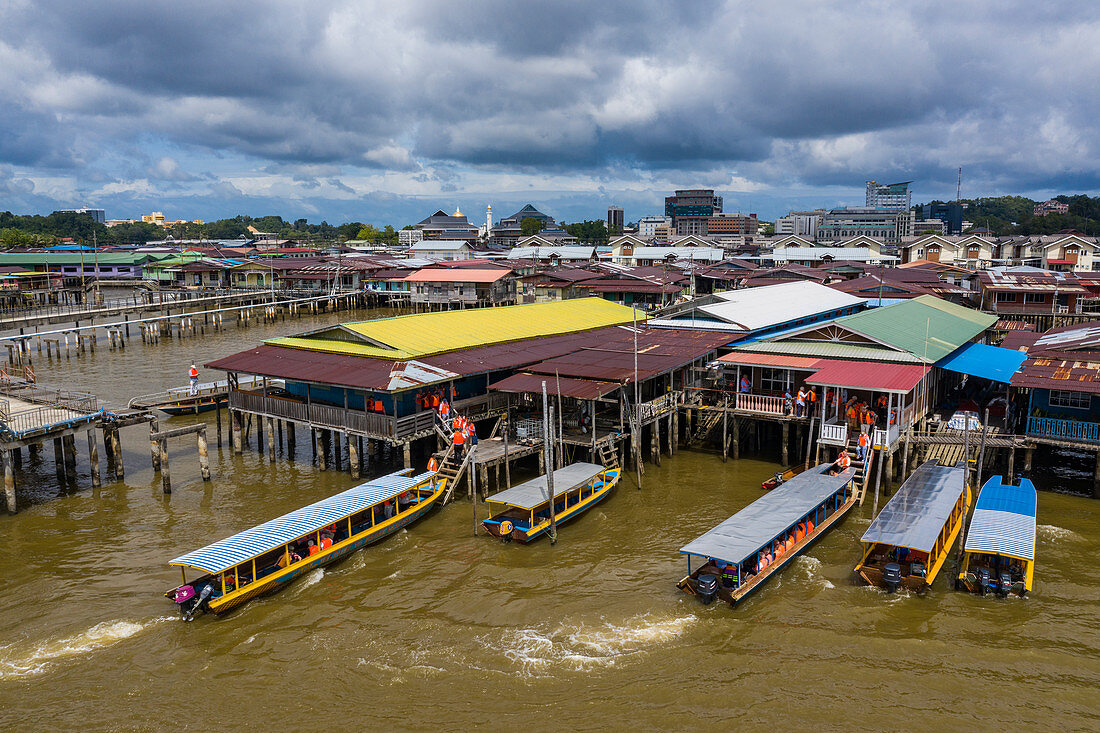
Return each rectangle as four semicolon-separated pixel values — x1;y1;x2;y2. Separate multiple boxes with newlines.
453;207;463;217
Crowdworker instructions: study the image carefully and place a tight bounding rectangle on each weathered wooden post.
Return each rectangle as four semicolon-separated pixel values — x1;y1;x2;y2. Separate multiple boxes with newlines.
721;397;728;463
215;401;223;448
781;422;789;466
318;430;328;471
87;429;100;488
149;418;161;471
160;437;171;494
231;410;242;454
62;434;77;480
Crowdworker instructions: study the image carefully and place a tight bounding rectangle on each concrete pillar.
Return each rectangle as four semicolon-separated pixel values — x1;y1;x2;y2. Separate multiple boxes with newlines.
87;430;100;487
231;410;243;454
1024;447;1034;472
1007;448;1015;479
266;417;276;462
287;422;296;459
403;443;412;469
150;419;161;471
781;422;789;466
886;449;895;491
332;431;341;471
198;427;211;481
3;449;15;514
349;434;359;478
652;421;661;466
318;430;328;471
731;416;740;460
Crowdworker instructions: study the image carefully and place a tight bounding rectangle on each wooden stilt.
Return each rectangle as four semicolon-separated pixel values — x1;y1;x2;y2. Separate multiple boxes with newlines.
266;417;276;462
349;433;359;478
3;449;15;514
160;438;171;494
197;427;211;481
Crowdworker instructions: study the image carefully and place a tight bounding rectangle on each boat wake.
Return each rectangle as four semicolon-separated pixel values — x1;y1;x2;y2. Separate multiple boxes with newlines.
0;616;174;680
488;614;695;676
291;568;324;593
1038;524;1082;543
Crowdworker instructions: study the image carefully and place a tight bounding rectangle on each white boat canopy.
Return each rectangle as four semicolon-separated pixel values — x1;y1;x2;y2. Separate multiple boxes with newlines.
485;463;606;510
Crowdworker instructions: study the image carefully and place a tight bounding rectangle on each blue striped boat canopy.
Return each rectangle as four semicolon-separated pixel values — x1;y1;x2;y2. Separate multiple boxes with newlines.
964;476;1037;561
170;469;436;574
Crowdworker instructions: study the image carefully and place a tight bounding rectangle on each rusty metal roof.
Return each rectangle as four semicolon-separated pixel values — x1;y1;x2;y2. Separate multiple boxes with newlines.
488;373;620;400
1012;356;1100;394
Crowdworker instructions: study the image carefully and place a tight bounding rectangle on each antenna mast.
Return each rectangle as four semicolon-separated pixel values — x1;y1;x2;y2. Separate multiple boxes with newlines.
956;167;962;202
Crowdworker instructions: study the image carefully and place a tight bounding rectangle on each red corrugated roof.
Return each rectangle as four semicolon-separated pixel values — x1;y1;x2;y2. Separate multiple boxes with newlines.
805;361;929;393
717;353;825;369
489;373;619;400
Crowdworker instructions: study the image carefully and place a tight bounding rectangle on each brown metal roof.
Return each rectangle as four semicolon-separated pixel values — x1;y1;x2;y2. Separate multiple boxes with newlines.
488;373;619;400
206;345;396;390
1012;357;1100;394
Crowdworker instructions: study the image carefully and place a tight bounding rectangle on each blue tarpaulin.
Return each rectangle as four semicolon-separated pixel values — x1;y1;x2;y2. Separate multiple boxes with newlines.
937;342;1027;383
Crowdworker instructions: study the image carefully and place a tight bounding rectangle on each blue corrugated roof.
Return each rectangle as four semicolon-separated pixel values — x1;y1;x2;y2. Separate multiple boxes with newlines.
937;342;1027;383
964;476;1037;560
170;469;436;573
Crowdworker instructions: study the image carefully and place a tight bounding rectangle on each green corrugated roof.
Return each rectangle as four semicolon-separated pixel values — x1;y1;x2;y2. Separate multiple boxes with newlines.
735;340;922;363
834;295;996;363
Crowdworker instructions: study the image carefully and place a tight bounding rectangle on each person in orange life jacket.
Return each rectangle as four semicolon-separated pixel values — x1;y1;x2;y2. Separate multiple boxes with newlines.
876;394;888;411
307;539;319;556
439;400;450;420
427;455;440;472
783;389;793;416
466;420;478;448
431;392;441;409
846;403;859;431
862;408;877;428
320;532;333;550
739;375;751;393
829;450;851;476
188;363;199;395
857;430;870;461
889;408;897;426
795;387;807;417
383;498;395;519
452;425;466;461
807;387;817;415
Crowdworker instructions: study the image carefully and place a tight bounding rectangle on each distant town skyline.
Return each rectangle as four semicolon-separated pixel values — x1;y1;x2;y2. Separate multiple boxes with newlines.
1;1;1098;226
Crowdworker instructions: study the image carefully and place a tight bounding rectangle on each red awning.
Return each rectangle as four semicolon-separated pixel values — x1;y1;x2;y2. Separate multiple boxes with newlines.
1046;259;1075;265
489;373;620;401
805;361;929;393
717;352;825;369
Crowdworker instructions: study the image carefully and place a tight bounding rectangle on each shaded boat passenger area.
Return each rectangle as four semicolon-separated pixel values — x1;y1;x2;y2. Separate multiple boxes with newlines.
165;468;443;617
959;475;1037;596
482;462;620;542
856;460;970;592
678;464;856;606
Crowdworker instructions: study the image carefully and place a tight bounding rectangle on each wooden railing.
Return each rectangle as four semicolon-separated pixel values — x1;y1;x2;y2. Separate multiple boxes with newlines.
1027;416;1100;444
734;392;784;416
228;389;509;442
820;420;848;445
635;391;681;423
872;424;900;449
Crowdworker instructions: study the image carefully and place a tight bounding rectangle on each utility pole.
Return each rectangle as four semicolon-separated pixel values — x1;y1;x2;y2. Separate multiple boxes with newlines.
541;381;557;544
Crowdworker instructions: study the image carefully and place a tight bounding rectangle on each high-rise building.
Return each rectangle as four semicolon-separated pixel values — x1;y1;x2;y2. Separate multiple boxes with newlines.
607;206;624;234
638;215;672;239
865;180;912;211
707;212;758;243
817;207;911;243
665;189;723;235
774;210;826;238
55;207;106;224
921;202;964;234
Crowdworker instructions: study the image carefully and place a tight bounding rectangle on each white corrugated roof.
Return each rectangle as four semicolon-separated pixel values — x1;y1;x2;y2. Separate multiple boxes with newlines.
507;246;596;259
684;281;864;331
770;247;896;262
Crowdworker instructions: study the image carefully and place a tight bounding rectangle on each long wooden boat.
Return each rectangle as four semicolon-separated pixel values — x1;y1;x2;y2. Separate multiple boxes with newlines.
481;463;620;543
855;460;971;593
165;468;446;618
958;475;1036;596
677;463;856;607
762;464;807;490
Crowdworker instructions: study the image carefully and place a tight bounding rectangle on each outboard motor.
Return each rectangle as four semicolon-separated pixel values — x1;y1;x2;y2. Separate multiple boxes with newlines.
696;574;719;605
977;567;992;596
882;562;902;593
178;583;214;621
997;571;1013;597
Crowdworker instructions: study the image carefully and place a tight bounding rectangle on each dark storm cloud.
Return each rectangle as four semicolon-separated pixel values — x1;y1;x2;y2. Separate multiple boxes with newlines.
2;0;1100;215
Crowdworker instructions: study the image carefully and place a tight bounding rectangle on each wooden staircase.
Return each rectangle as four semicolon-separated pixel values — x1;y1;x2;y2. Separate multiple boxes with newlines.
438;444;474;504
847;439;874;505
688;409;723;447
595;438;619;469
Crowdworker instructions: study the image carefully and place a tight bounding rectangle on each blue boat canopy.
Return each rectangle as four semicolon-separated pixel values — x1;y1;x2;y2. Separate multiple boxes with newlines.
170;469;436;574
936;342;1027;383
680;466;854;565
860;461;966;553
964;476;1037;561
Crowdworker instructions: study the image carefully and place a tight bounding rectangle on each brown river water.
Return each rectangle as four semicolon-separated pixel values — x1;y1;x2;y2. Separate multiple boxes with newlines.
0;308;1098;731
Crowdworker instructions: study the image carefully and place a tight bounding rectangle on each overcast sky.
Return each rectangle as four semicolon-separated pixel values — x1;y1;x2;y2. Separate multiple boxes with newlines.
1;0;1098;226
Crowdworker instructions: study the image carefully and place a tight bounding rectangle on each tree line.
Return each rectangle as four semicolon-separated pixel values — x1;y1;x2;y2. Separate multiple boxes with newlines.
0;211;400;248
916;194;1100;236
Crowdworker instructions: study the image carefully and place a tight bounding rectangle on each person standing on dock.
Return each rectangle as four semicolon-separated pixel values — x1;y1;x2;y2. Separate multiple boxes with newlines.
795;387;806;417
188;363;199;395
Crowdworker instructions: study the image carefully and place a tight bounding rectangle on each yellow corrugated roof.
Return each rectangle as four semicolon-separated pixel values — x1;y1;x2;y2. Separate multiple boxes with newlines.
267;298;642;360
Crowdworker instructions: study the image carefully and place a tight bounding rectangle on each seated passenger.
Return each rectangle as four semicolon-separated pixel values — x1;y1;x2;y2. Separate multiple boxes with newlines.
828;450;851;476
307;539;319;556
320;532;334;550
